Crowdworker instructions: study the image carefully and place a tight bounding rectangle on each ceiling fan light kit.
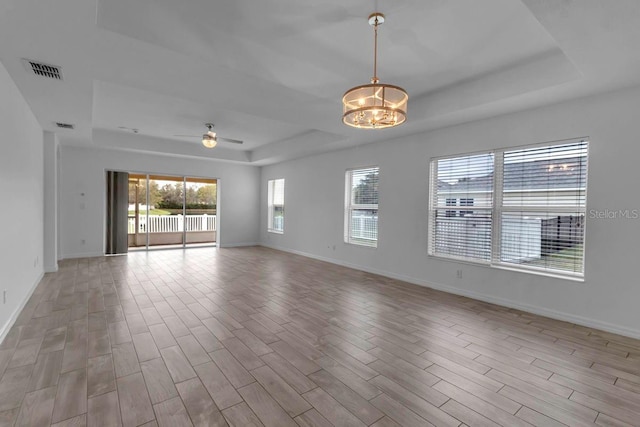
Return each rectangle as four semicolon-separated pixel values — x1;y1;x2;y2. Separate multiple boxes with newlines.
202;134;217;148
342;12;408;129
202;123;218;148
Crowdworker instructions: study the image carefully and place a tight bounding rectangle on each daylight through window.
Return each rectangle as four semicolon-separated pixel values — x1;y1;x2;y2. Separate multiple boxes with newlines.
429;139;588;277
267;178;285;233
345;167;379;247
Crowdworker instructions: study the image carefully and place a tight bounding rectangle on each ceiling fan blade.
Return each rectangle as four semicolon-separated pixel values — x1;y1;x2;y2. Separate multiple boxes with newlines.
173;134;201;137
218;136;244;144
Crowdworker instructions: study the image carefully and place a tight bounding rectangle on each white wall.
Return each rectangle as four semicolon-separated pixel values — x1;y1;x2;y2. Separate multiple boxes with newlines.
59;146;260;258
0;61;44;339
260;85;640;338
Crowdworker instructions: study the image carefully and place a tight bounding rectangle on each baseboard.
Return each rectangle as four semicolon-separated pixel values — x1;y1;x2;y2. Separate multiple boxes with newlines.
219;242;260;248
420;280;640;340
61;252;104;259
44;263;58;273
260;243;640;340
0;271;44;344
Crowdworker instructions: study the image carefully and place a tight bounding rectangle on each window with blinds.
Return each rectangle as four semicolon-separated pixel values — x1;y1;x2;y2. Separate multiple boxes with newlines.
267;178;285;233
499;141;588;275
345;167;379;247
429;153;494;262
429;139;589;278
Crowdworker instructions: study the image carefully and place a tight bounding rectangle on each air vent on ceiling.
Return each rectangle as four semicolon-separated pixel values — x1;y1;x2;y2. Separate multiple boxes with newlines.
55;122;75;129
22;59;63;80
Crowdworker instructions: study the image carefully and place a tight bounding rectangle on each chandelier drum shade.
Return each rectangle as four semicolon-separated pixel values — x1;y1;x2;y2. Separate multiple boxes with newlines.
343;13;408;129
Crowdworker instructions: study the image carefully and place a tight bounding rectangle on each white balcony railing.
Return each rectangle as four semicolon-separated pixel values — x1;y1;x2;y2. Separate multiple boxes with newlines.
350;214;378;241
128;214;216;234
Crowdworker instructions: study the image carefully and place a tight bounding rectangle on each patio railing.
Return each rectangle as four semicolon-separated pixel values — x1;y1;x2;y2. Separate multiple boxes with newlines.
128;214;216;234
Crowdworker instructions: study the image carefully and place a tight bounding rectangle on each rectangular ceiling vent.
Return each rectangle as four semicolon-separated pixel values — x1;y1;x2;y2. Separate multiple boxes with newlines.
22;59;63;80
55;122;74;129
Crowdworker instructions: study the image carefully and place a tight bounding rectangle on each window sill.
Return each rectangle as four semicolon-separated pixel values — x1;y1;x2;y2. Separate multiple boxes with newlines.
345;240;377;249
267;230;284;235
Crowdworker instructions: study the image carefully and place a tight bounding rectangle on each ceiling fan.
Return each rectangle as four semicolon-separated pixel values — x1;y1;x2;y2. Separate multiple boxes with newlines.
174;123;244;148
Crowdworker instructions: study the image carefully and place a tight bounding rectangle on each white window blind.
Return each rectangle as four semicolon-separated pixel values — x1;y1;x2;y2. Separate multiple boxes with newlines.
345;167;379;247
498;141;588;275
267;178;285;233
429;139;589;278
429;153;494;262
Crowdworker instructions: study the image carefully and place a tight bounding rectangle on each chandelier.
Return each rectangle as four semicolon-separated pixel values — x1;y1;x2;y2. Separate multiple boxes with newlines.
342;13;408;129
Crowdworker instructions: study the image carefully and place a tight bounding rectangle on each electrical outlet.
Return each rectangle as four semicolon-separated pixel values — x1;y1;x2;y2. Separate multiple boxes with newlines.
456;269;463;279
81;239;86;245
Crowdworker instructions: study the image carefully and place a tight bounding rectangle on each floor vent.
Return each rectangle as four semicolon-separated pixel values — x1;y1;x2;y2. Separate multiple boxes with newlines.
23;59;63;80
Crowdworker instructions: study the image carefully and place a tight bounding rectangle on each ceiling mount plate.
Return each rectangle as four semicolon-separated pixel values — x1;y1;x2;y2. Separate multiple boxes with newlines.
368;13;385;26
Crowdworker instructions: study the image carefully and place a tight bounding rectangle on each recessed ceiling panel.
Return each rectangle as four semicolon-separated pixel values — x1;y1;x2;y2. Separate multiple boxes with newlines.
97;0;563;99
92;80;308;150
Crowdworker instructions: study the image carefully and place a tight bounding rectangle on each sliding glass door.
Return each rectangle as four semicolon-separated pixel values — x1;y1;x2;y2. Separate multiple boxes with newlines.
142;175;186;249
128;174;149;248
185;177;217;246
111;171;218;251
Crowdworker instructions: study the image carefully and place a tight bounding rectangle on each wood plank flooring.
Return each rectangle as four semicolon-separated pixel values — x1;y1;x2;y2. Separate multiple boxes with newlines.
1;246;640;426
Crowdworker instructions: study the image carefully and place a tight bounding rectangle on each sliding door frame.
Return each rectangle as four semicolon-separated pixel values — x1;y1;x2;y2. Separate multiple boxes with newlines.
104;169;220;253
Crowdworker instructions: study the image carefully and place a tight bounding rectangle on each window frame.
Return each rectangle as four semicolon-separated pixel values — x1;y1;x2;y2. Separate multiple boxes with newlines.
344;166;380;248
429;150;495;264
428;138;589;280
267;178;285;234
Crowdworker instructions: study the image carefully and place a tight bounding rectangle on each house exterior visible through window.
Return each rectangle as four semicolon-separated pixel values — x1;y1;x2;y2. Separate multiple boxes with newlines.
345;167;379;247
267;178;285;233
445;198;457;217
460;198;474;216
429;139;588;278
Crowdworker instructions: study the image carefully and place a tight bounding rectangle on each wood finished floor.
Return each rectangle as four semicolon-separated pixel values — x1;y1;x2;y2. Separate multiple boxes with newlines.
1;247;640;427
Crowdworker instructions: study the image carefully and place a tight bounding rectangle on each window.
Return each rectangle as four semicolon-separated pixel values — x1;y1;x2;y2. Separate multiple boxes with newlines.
345;167;379;247
267;178;285;233
446;198;457;217
430;154;494;261
500;141;588;275
429;139;588;278
460;198;474;216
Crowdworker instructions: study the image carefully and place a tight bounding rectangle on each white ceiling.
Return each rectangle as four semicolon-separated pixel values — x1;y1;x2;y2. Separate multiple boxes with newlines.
1;0;640;165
